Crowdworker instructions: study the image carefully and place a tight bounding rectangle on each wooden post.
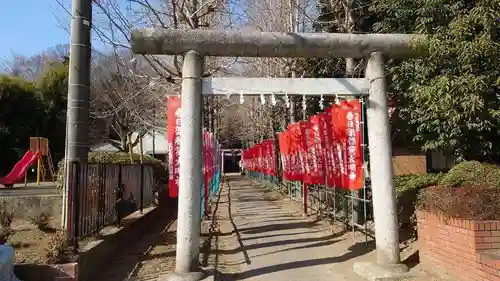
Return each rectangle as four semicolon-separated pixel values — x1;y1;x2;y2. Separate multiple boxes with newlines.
139;135;144;164
36;158;41;185
128;133;134;164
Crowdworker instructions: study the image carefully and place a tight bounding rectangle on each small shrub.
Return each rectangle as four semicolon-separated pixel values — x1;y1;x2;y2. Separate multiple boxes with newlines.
45;230;71;264
0;228;11;244
7;237;26;249
0;205;14;230
29;212;51;231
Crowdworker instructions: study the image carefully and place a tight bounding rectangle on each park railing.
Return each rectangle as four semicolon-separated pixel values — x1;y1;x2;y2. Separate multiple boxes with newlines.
67;161;155;240
200;167;222;219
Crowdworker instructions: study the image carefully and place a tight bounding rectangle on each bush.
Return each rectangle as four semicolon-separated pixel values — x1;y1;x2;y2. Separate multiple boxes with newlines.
45;230;72;264
418;185;500;220
56;151;167;189
29;212;51;231
418;161;500;220
0;204;14;230
0;228;11;244
440;161;500;189
394;173;444;194
394;173;444;233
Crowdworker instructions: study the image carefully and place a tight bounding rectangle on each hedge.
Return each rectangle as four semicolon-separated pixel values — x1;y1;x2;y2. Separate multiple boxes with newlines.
394;173;444;194
55;151;167;189
440;160;500;189
394;173;444;231
417;161;500;220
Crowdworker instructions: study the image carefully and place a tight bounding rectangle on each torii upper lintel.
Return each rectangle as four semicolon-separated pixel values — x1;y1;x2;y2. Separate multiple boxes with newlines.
131;28;426;59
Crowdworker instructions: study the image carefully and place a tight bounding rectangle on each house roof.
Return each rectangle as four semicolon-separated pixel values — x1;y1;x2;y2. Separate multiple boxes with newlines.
90;142;121;152
131;131;168;154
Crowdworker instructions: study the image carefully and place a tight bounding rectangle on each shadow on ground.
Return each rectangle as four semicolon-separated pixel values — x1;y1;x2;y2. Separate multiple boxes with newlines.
203;176;379;281
93;202;178;281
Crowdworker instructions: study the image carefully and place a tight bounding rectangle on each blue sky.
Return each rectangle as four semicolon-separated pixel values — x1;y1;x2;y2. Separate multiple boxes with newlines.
0;0;71;59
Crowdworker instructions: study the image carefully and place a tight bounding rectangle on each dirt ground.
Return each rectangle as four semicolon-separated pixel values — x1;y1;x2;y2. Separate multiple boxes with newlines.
92;210;178;281
7;218;58;264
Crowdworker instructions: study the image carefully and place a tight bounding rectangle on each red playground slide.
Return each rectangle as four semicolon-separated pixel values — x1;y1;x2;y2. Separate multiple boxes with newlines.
0;151;42;188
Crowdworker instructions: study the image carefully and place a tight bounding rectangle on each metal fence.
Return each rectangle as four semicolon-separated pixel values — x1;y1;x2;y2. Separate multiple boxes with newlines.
248;173;374;243
67;161;155;241
200;169;222;219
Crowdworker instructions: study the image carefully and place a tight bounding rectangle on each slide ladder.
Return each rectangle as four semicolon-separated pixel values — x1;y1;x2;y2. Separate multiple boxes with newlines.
30;137;56;184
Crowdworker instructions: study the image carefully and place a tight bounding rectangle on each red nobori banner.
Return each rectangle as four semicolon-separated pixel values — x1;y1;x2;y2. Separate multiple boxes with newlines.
166;96;181;197
202;130;209;185
278;131;292;180
343;99;364;190
264;139;277;176
287;123;303;182
262;140;269;175
242;149;249;171
247;147;255;171
288;122;309;181
255;143;262;173
269;140;277;176
307;115;326;185
329;100;364;190
298;121;312;184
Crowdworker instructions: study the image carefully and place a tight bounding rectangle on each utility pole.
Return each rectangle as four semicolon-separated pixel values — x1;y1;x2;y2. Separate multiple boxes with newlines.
345;0;356;77
152;108;156;159
343;0;362;226
288;0;297;123
62;0;92;231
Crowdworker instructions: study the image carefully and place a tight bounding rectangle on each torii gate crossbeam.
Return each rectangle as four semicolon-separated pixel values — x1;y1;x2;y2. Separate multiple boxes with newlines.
131;29;424;58
131;28;426;281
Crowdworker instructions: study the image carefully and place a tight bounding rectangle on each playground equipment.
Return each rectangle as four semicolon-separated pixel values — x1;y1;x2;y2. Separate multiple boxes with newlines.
0;137;55;188
29;137;56;185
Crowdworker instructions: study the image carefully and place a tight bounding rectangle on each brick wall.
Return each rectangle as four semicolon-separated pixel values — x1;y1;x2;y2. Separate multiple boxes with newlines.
417;211;500;281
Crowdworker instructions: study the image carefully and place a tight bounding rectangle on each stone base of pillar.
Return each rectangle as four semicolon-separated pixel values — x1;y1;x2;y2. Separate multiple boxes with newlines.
353;262;418;281
157;271;207;281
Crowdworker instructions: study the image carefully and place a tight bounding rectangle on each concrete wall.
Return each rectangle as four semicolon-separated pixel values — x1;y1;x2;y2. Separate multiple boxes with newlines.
0;195;62;222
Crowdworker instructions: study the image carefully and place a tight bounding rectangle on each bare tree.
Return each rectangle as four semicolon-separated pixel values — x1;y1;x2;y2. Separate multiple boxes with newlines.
53;0;321;149
54;0;245;146
1;45;70;80
89;49;165;150
315;0;373;77
211;0;317;146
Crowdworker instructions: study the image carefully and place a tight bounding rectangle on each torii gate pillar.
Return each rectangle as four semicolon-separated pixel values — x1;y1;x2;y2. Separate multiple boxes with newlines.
131;29;426;281
169;50;205;281
353;52;410;276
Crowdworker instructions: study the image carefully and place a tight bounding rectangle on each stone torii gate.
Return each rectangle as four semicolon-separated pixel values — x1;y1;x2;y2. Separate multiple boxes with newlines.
131;29;425;281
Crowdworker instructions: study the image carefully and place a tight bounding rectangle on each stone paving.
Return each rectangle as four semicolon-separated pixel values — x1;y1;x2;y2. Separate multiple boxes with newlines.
201;175;375;281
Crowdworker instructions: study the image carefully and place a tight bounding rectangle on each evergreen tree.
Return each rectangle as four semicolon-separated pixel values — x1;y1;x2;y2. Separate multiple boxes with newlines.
371;0;500;161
